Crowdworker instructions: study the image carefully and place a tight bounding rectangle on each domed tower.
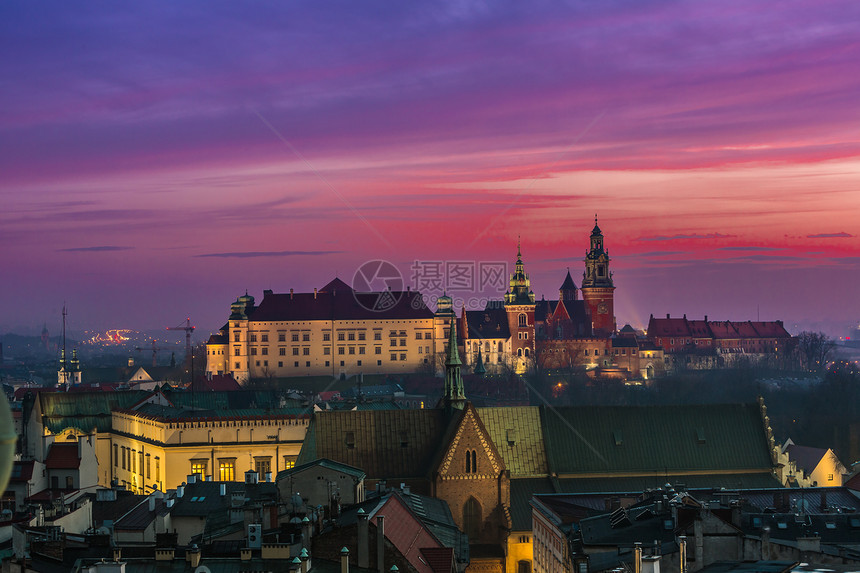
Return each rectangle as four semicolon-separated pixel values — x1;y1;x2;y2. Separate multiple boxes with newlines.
505;238;536;373
581;216;616;336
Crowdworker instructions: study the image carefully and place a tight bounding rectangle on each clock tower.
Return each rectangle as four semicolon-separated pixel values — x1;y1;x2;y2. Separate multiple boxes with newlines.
581;216;616;336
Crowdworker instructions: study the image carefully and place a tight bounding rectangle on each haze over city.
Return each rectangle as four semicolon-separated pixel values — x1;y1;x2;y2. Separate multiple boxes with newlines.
2;1;859;338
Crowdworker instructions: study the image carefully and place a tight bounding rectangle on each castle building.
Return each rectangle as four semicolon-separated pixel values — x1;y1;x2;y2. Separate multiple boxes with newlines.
579;217;616;337
206;278;447;383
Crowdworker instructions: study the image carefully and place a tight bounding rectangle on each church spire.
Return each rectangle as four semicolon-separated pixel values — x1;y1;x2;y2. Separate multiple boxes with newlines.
505;239;535;305
441;316;466;409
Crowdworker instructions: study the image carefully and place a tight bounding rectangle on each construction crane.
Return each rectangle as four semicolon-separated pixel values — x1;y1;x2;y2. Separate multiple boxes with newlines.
134;340;175;367
166;317;196;360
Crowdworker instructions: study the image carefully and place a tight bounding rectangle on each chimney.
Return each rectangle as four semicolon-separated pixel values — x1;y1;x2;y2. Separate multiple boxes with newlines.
678;536;687;573
376;515;385;573
704;315;708;322
187;474;197;484
176;484;185;498
188;544;202;568
290;289;294;300
634;542;642;573
302;516;312;546
265;472;272;483
220;483;227;496
641;555;661;573
666;314;670;319
166;498;175;508
314;288;318;299
340;547;350;573
301;547;310;573
357;510;369;568
148;496;156;512
206;475;212;482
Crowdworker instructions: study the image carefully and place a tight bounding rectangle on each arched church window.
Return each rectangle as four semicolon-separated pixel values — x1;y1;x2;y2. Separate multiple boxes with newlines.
463;497;482;540
485;342;490;353
517;348;523;357
465;449;477;473
524;348;530;358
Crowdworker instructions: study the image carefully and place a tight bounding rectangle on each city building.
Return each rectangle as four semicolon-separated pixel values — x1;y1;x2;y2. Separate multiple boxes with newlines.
206;278;444;382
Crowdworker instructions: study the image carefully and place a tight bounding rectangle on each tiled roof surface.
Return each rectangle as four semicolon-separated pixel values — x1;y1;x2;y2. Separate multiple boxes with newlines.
45;443;80;469
647;317;692;337
40;390;150;434
552;473;782;494
464;308;510;340
784;444;828;474
510;478;555;530
476;406;547;477
542;403;774;476
303;409;452;479
249;287;433;322
275;457;366;482
9;461;35;483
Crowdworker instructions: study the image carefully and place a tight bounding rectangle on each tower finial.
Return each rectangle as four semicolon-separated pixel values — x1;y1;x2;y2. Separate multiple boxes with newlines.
595;213;598;225
517;235;521;259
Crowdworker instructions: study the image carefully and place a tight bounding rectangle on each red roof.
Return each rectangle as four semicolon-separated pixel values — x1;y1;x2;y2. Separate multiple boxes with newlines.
45;443;81;470
648;317;691;337
845;472;860;491
420;547;455;573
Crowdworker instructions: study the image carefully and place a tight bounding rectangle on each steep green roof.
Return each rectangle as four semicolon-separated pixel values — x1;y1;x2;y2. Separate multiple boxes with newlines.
541;403;774;477
476;406;547;477
40;391;150;434
552;473;782;493
298;409;452;479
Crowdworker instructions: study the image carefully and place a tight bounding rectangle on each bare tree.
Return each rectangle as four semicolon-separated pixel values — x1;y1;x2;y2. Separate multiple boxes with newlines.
796;331;836;372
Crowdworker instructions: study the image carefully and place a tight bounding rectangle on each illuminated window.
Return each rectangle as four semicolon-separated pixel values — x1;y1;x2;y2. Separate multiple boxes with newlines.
113;444;118;468
283;456;296;470
219;459;236;481
191;460;207;477
139;451;144;475
155;457;160;482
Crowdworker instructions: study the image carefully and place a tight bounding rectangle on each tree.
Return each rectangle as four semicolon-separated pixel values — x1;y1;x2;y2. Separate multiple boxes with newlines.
795;331;836;372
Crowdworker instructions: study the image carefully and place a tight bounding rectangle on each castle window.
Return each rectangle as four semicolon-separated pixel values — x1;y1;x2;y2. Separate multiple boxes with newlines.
374;332;382;340
358;332;365;340
250;334;257;342
399;339;406;347
293;348;300;356
280;348;286;356
375;347;381;355
303;348;310;356
234;348;240;356
293;333;300;342
359;347;365;354
262;348;268;355
424;332;432;339
324;347;330;355
279;333;286;342
348;332;355;341
251;348;257;356
303;333;310;342
261;334;268;342
218;459;235;481
234;333;240;342
323;332;330;341
524;348;529;358
518;314;527;327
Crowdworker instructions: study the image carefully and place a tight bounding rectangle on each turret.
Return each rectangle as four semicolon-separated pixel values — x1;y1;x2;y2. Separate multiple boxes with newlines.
440;314;466;410
505;237;535;305
580;216;616;336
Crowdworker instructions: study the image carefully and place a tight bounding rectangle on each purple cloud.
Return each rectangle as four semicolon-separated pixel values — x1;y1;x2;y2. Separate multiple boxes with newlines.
807;232;853;238
638;233;735;241
57;246;133;252
194;250;342;258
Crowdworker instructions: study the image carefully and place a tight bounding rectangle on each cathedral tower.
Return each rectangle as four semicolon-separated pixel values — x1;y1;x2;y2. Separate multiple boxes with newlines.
580;216;616;336
504;238;535;373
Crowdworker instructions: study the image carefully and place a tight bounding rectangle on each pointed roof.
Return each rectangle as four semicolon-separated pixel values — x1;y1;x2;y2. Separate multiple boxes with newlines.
591;213;602;236
560;270;576;291
446;318;461;367
320;277;353;293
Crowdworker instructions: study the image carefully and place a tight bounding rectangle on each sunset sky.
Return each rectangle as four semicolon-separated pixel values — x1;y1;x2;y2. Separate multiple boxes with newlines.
2;1;859;339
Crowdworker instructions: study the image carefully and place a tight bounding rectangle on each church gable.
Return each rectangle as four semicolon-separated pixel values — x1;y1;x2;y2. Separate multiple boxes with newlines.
438;404;505;479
